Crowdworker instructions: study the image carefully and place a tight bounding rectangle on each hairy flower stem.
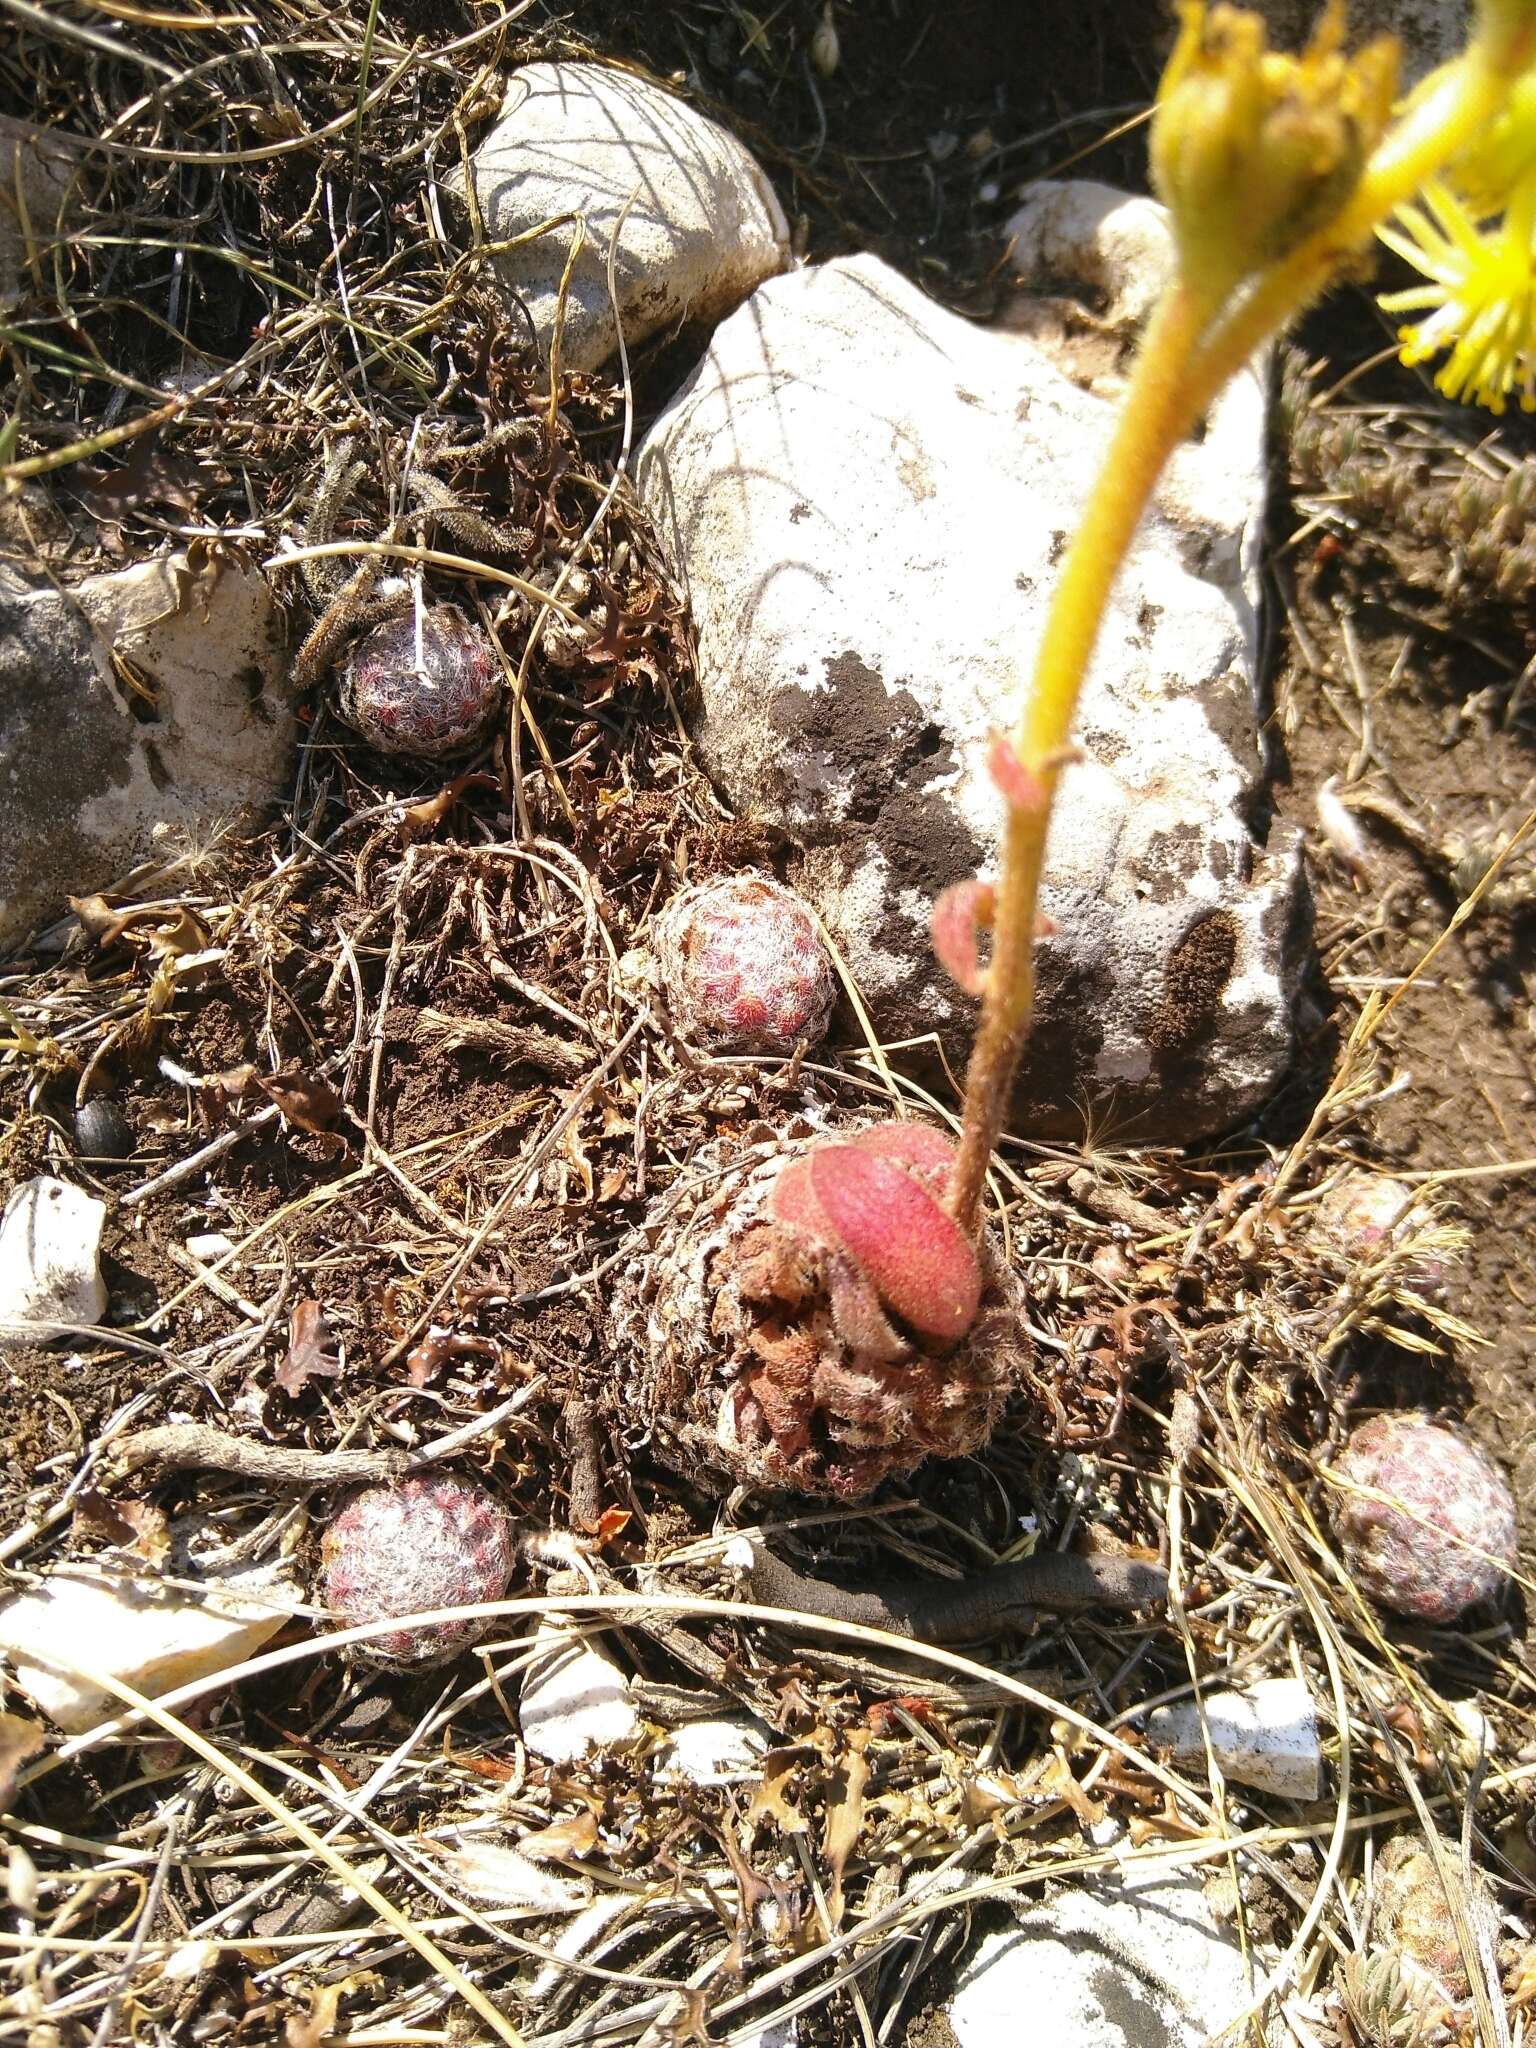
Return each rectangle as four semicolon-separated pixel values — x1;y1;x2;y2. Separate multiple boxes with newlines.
946;11;1536;1240
945;280;1213;1234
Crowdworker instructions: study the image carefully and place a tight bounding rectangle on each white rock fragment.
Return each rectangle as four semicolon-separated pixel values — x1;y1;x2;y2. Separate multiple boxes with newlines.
1146;1676;1324;1800
0;1548;298;1733
947;1872;1254;2048
636;196;1302;1142
0;1177;107;1339
655;1714;771;1786
0;550;293;947
1444;1697;1494;1769
185;1232;235;1262
519;1619;641;1763
446;61;789;375
161;1941;221;1983
1003;180;1175;335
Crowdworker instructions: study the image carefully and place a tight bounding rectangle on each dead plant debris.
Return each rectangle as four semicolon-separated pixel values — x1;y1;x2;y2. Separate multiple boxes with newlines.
1;4;1534;2047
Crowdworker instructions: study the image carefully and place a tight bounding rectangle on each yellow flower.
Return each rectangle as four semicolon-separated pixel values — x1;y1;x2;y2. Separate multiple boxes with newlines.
1377;175;1536;411
1448;68;1536;211
1151;0;1398;298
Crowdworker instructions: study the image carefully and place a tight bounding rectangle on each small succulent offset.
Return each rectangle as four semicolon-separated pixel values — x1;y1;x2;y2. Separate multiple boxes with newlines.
1329;1412;1517;1623
653;875;836;1054
1370;1833;1496;2004
338;601;503;760
320;1473;517;1666
1311;1170;1455;1301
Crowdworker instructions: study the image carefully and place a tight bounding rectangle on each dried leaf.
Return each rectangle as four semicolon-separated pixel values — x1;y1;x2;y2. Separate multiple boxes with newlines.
260;1070;342;1134
822;1730;870;1927
276;1300;340;1397
78;433;219;554
518;1810;599;1863
591;1506;631;1545
400;770;498;835
66;893;121;942
1037;1748;1105;1829
746;1751;810;1836
209;1062;262;1106
0;1712;44;1807
138;906;211;961
74;1490;171;1563
284;1980;342;2048
561;1117;595;1201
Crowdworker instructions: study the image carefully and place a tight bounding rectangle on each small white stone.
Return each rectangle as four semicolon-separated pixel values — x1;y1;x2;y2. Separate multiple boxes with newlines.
519;1621;641;1763
161;1941;220;1982
445;61;789;375
185;1232;235;1262
0;1549;298;1734
655;1714;771;1786
1146;1676;1322;1800
1444;1697;1494;1769
0;1177;107;1339
1003;181;1175;335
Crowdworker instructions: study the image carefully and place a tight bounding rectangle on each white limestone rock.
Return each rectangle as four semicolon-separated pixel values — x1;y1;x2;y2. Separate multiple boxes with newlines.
1146;1676;1324;1801
635;191;1303;1141
0;1539;298;1733
446;61;789;375
0;549;293;948
947;1872;1254;2048
0;1176;107;1339
519;1618;641;1763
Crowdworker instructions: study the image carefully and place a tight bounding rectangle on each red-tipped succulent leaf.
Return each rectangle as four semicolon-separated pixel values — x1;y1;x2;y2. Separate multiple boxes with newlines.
767;1124;981;1347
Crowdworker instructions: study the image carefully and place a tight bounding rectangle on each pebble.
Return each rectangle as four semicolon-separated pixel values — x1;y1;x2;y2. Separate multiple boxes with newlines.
1145;1677;1323;1800
0;1537;298;1733
0;1175;107;1339
519;1618;641;1764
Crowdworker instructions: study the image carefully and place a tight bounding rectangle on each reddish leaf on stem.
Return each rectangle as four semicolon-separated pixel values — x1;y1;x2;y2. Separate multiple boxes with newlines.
807;1146;981;1345
931;880;995;997
987;732;1047;813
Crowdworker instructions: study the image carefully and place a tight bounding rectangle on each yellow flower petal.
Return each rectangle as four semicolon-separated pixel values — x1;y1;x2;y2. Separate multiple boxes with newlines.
1376;175;1536;411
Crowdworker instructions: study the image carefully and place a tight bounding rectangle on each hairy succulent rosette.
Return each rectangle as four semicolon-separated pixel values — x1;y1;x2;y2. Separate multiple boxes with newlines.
1331;1413;1516;1624
1370;1833;1495;2002
338;602;502;759
616;1119;1029;1499
652;875;836;1054
320;1474;517;1666
1312;1170;1453;1301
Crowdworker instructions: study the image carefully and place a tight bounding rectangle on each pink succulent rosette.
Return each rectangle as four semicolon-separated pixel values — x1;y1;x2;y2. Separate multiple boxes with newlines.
1331;1412;1516;1623
338;602;502;760
320;1474;517;1665
653;875;836;1054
